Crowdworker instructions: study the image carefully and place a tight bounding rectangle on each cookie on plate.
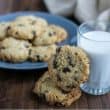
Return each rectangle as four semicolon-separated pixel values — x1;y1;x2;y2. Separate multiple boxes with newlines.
48;45;89;92
32;25;68;46
0;37;31;62
49;25;68;42
15;15;48;27
29;44;57;62
0;22;10;40
33;71;81;107
7;20;44;40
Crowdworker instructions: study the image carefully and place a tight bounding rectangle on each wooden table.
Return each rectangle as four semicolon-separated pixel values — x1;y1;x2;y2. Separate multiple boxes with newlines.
0;0;110;109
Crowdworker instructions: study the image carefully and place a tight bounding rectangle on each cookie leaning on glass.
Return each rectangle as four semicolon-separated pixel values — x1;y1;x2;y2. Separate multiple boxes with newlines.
48;45;90;92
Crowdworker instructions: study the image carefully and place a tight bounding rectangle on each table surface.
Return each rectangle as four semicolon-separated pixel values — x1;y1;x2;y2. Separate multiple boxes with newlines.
0;0;110;109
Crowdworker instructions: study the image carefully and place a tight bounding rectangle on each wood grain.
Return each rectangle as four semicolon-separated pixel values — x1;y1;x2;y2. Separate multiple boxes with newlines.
0;69;110;109
0;0;47;15
0;0;110;109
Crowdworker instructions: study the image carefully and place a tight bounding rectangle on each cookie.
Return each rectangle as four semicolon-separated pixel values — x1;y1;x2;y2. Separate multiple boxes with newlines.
32;25;67;46
49;25;68;42
0;37;31;62
33;71;81;107
0;22;10;40
29;44;57;62
48;45;89;92
7;20;44;40
15;15;48;27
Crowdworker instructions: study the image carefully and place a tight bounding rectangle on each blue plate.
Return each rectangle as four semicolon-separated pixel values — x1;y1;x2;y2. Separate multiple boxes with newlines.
0;11;77;70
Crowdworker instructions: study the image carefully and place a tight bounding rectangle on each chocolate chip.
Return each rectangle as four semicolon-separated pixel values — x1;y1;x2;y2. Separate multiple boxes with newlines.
44;90;49;93
32;30;36;37
31;20;36;25
15;32;18;35
68;56;75;67
48;32;53;36
56;47;61;53
75;52;78;55
53;31;56;35
71;85;76;88
36;55;41;62
57;74;62;81
18;24;24;26
36;55;40;59
0;47;5;49
53;60;58;69
79;59;82;62
74;77;78;81
66;84;75;89
44;55;48;58
25;44;29;48
29;49;31;55
6;26;11;30
74;70;78;74
63;67;71;73
55;102;63;106
70;63;75;67
61;89;69;94
48;31;56;37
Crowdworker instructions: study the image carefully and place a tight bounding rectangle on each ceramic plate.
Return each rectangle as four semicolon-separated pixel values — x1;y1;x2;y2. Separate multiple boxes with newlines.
0;11;77;70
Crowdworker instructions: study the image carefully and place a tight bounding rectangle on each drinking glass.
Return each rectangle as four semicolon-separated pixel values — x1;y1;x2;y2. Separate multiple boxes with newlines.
78;21;110;95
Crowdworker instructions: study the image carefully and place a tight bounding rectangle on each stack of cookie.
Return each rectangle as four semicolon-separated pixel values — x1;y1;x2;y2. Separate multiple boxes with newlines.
33;45;90;107
0;15;67;62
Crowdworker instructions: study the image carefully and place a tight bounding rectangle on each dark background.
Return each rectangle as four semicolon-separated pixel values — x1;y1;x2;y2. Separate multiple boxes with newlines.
0;0;110;109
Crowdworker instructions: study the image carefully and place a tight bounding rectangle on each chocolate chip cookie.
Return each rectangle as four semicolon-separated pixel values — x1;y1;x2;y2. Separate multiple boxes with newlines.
48;45;89;92
7;19;44;40
32;25;67;46
33;71;81;107
29;44;57;62
0;37;31;62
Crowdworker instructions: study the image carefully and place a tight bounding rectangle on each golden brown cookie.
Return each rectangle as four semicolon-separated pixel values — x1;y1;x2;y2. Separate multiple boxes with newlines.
7;19;44;40
32;25;68;46
48;45;89;92
29;44;57;62
33;71;81;107
0;37;31;62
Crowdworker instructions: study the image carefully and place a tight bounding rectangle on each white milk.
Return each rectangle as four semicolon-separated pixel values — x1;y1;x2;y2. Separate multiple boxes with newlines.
78;31;110;89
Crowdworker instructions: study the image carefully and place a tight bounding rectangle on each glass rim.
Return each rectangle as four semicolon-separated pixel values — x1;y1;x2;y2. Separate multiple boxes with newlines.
78;20;110;42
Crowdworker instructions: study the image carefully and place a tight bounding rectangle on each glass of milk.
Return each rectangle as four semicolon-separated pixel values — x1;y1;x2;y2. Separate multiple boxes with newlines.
78;21;110;95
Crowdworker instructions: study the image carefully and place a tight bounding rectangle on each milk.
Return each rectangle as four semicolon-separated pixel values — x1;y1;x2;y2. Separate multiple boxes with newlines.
78;31;110;89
